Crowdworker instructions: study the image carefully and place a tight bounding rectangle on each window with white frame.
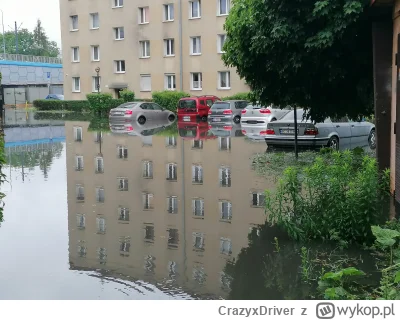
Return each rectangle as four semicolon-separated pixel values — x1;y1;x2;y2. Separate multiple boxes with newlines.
218;0;230;15
92;76;101;92
117;145;128;159
96;217;106;233
166;163;177;181
114;27;124;40
218;71;231;89
113;0;123;8
163;4;174;21
75;155;84;171
139;7;149;24
76;184;84;201
96;187;105;203
167;196;178;213
219;166;231;187
114;60;125;73
190;36;201;55
90;13;99;29
140;74;151;91
139;40;150;58
95;157;104;173
220;237;232;255
76;214;85;229
219;201;232;220
119;236;130;253
165;136;176;147
118;178;128;191
72;77;80;92
142;193;154;210
190;72;202;90
70;15;78;30
193;232;205;250
118;207;130;221
251;192;265;207
192;198;204;217
74;126;82;141
217;34;227;53
189;0;201;18
142;160;153;178
165;74;176;90
192;140;203;149
71;47;79;62
219;137;231;151
192;165;203;184
91;45;100;61
164;38;175;56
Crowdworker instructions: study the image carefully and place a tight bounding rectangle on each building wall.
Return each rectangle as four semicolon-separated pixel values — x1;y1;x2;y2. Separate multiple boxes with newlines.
60;0;249;100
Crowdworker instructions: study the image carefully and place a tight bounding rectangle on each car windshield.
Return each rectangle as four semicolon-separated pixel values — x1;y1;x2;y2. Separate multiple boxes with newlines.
247;104;266;109
281;109;306;120
211;103;230;109
117;103;137;109
178;100;196;109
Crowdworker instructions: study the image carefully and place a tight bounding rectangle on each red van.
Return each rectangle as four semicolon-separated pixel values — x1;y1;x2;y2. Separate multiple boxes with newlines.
177;95;221;121
178;119;216;141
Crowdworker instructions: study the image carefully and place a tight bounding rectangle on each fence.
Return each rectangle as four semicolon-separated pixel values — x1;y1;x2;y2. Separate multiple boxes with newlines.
0;53;62;64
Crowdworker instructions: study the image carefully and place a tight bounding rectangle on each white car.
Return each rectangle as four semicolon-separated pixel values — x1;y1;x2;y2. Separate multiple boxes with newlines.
240;104;290;124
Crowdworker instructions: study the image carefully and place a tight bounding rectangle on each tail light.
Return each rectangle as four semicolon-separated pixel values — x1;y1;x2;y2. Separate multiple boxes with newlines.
125;110;133;115
266;129;275;135
259;108;271;114
126;126;133;131
208;125;212;129
259;130;267;135
223;126;232;130
241;109;247;114
223;110;233;115
242;130;247;134
208;110;212;115
304;128;318;135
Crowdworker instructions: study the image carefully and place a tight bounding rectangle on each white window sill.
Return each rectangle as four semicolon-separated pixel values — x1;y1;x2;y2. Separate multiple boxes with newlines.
164;55;175;58
189;17;201;20
72;60;80;63
191;88;202;91
163;20;174;23
165;88;176;91
190;53;202;56
217;13;229;17
72;91;81;93
139;22;149;25
92;59;100;62
218;87;231;90
70;29;79;32
218;51;226;54
115;38;124;41
112;6;124;9
140;56;150;59
90;27;99;30
115;71;126;74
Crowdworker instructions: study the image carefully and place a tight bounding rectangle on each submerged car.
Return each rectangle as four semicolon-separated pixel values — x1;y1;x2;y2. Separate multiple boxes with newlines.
208;100;248;124
208;122;244;137
241;124;271;141
109;101;176;124
240;104;290;124
109;116;176;136
264;109;376;150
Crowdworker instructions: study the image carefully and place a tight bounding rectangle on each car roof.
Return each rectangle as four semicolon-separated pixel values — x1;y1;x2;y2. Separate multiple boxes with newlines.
180;96;219;100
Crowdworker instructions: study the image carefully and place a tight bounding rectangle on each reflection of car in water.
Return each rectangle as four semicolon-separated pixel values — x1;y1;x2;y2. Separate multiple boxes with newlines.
241;104;290;124
109;117;176;137
208;122;244;137
241;124;270;141
178;120;216;140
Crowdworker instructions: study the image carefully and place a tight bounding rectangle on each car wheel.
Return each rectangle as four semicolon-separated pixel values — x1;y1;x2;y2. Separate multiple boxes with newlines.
201;116;207;122
233;116;241;123
368;129;376;149
271;118;277;122
168;114;175;122
327;136;339;151
138;116;146;125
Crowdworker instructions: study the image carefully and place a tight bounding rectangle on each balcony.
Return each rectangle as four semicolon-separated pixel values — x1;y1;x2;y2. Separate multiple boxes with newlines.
0;53;62;64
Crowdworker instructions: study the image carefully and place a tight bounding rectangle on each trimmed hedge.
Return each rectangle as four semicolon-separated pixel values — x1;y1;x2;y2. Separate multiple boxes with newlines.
120;89;135;102
33;99;90;112
221;92;252;101
152;91;190;112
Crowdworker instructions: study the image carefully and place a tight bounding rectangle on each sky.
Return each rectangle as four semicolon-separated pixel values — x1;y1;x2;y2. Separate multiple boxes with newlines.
0;0;61;47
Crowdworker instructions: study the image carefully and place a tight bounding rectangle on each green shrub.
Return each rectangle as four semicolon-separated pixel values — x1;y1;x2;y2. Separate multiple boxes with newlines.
33;99;89;111
152;90;190;112
88;117;111;132
120;89;135;102
134;98;153;102
86;93;117;114
222;92;251;101
109;98;124;109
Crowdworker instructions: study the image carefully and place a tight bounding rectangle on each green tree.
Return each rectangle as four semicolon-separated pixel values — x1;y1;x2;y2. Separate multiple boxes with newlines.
222;0;373;121
32;19;59;57
0;29;35;55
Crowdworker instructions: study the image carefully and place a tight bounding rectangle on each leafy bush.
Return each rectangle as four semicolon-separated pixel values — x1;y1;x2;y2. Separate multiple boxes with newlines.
88;117;111;132
152;90;190;112
222;92;251;101
265;150;390;245
120;89;135;102
33;99;89;111
134;98;153;102
109;98;124;109
86;93;123;114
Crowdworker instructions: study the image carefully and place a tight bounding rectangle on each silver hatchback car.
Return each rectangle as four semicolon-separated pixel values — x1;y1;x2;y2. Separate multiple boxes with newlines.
241;104;290;124
208;100;248;124
109;101;176;124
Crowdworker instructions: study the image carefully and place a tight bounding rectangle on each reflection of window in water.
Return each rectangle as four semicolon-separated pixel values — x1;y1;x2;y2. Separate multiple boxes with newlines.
192;140;203;149
251;192;265;207
166;136;177;147
179;129;197;137
219;167;231;187
193;232;205;251
220;238;232;255
96;217;106;233
219;137;231;151
168;229;179;248
76;214;85;229
118;207;130;221
192;198;204;217
144;255;156;273
220;271;232;291
142;161;153;178
144;225;155;242
96;187;105;203
192;266;207;285
97;247;107;265
167;261;177;278
119;237;131;255
219;201;232;220
77;243;86;258
167;196;178;214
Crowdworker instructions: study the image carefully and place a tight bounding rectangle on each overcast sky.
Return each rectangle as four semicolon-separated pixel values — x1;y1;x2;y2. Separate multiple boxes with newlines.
1;0;61;47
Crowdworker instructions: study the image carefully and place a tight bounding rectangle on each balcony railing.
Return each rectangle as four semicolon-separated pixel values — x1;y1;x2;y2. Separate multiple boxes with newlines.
0;53;62;64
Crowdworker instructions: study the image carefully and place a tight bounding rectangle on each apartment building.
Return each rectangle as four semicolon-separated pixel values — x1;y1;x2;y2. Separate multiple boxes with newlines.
59;0;250;100
66;122;273;297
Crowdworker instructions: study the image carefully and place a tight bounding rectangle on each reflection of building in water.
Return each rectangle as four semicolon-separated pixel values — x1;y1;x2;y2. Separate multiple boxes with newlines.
66;122;273;298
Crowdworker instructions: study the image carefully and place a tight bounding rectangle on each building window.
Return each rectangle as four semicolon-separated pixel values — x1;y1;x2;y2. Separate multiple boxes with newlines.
114;60;126;73
164;38;175;56
113;0;124;8
77;245;86;258
144;225;155;242
76;184;84;202
97;248;107;265
142;193;154;210
140;74;152;91
192;140;203;149
95;157;104;173
90;13;99;29
76;214;85;229
118;178;128;191
190;72;202;90
189;0;201;18
217;34;226;53
70;15;78;31
71;47;79;62
167;196;178;213
219;137;231;151
218;0;230;16
114;27;124;40
75;155;84;171
74;126;82;141
96;187;105;203
220;238;232;255
193;266;206;284
190;36;201;55
166;163;177;181
219;166;231;187
92;76;101;92
193;232;205;251
168;229;179;248
119;237;130;254
164;74;176;90
251;192;266;207
117;145;128;159
165;136;176;147
142;136;152;146
139;40;150;58
163;4;174;21
219;201;232;220
218;71;231;89
72;77;80;92
192;165;203;184
91;45;100;61
118;207;130;221
139;7;149;24
142;160;153;178
192;198;204;217
94;132;103;143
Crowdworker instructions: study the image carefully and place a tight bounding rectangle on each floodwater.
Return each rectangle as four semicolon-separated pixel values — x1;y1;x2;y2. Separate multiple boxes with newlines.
0;111;377;299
